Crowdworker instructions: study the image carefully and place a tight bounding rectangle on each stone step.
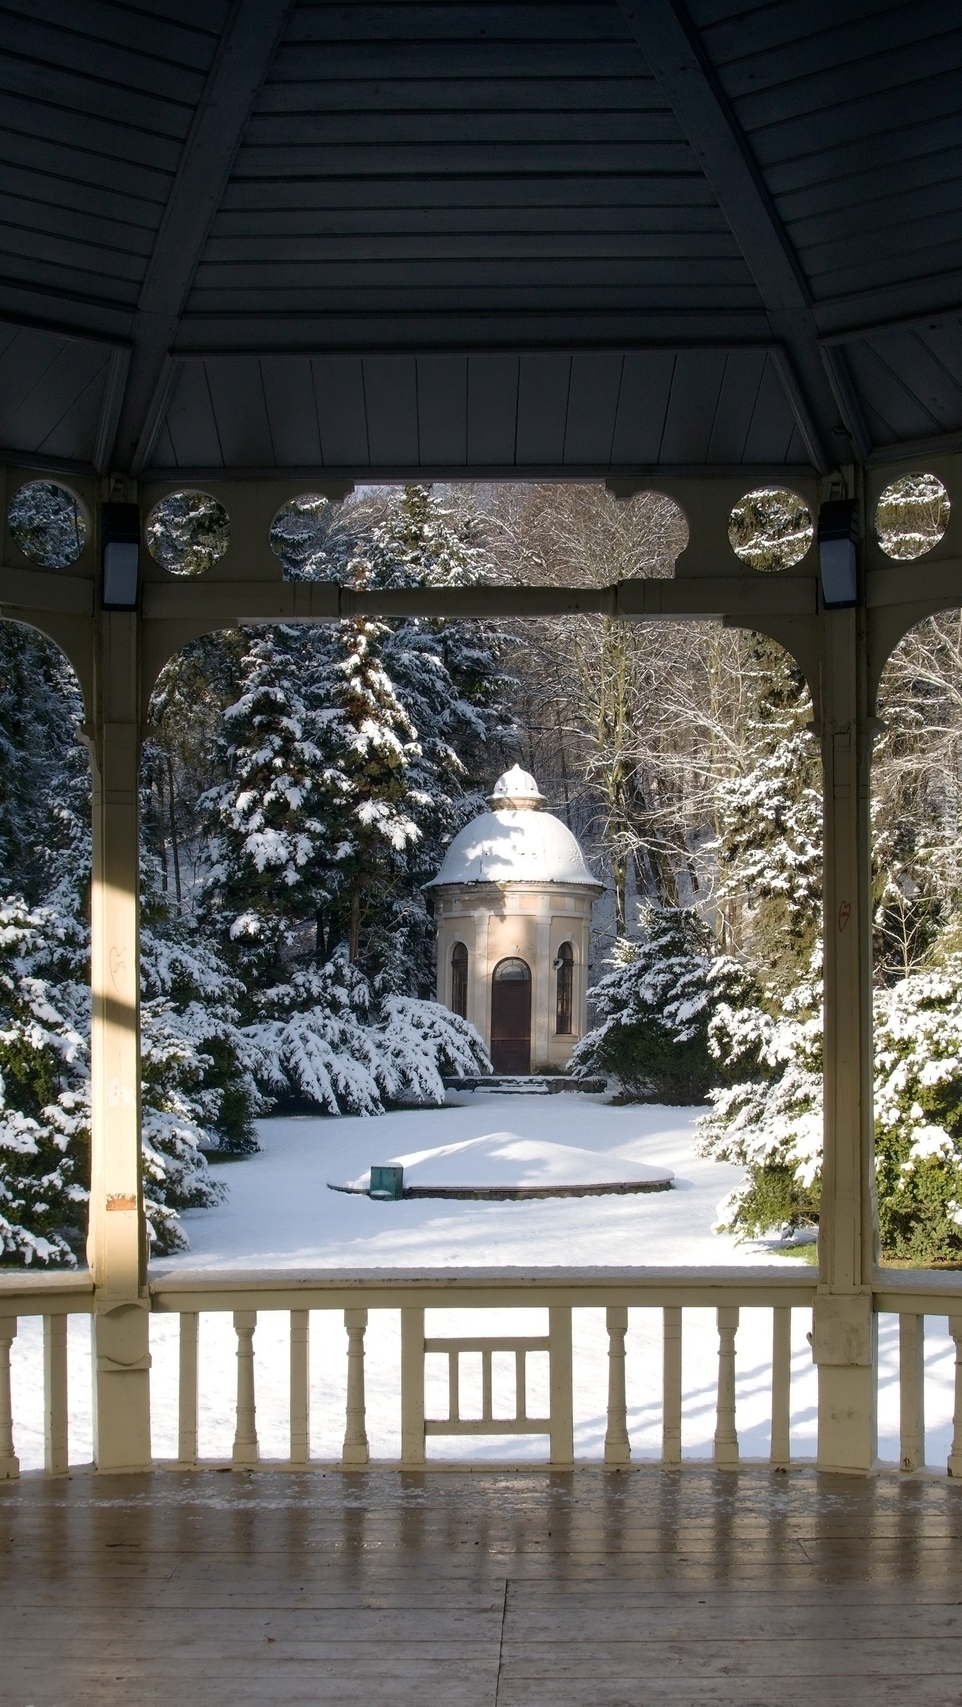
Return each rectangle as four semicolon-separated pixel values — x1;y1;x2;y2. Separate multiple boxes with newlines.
443;1074;607;1095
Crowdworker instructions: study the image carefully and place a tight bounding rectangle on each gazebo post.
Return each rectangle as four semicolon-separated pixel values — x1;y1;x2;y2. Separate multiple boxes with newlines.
812;597;878;1472
86;604;151;1470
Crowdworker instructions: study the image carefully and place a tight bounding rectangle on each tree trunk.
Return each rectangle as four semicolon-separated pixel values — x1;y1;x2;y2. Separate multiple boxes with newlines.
165;754;182;908
348;881;362;964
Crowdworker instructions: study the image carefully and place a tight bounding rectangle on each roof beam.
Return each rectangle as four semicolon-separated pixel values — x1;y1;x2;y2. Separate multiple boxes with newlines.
617;0;841;471
111;0;293;476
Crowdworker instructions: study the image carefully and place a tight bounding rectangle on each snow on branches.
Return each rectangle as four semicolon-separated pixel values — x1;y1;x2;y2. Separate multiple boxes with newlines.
247;952;489;1117
571;907;758;1103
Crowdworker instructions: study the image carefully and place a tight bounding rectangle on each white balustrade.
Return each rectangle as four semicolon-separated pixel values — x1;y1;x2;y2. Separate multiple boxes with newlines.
3;1272;962;1479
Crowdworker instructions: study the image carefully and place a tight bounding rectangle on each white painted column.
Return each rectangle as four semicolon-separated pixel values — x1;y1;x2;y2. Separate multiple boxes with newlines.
87;608;151;1471
534;895;551;1068
474;906;488;1048
813;601;878;1473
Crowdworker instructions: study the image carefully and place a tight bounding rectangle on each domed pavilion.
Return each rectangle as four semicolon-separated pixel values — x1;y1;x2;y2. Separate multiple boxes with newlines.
427;767;603;1074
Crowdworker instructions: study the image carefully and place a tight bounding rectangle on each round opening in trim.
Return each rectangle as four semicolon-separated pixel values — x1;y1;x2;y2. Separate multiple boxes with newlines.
8;479;87;569
875;472;950;561
728;486;813;572
269;493;333;580
146;489;230;577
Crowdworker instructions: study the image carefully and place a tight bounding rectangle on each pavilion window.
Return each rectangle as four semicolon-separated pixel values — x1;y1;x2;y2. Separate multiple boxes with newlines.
555;942;574;1035
451;942;468;1018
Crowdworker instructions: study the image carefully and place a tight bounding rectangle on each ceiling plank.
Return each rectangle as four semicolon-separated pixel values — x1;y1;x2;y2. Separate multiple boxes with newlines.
111;0;294;475
617;0;838;471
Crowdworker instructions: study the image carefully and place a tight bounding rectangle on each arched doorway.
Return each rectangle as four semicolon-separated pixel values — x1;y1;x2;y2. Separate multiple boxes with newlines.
491;957;531;1074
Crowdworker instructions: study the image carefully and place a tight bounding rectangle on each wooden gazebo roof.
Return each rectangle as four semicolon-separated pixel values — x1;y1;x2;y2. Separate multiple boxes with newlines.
0;0;959;485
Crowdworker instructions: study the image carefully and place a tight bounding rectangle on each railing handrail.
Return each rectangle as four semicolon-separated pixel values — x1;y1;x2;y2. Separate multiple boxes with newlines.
4;1263;962;1318
0;1272;94;1316
146;1266;821;1312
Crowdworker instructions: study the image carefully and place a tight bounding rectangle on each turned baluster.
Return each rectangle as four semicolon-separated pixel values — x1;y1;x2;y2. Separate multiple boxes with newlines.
605;1305;630;1466
400;1306;425;1467
178;1312;199;1468
342;1308;369;1466
662;1307;682;1467
232;1311;258;1467
714;1306;739;1467
770;1307;791;1470
948;1315;962;1478
899;1312;925;1472
290;1310;310;1466
548;1306;574;1467
43;1315;69;1476
0;1317;18;1480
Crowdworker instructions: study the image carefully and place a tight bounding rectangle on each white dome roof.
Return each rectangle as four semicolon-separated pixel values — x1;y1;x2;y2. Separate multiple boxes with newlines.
429;775;600;889
489;765;545;808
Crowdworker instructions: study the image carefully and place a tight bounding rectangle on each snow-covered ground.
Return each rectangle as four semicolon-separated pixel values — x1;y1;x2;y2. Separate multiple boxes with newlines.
9;1091;959;1471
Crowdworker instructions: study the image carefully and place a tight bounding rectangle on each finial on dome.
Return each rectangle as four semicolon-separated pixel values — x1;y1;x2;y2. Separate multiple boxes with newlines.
489;765;545;810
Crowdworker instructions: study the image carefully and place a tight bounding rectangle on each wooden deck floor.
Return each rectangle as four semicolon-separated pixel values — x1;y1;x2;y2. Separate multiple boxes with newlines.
3;1467;962;1705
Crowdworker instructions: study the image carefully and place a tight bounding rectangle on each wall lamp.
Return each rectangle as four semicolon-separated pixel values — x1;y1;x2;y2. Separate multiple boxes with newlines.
817;498;858;609
101;503;141;610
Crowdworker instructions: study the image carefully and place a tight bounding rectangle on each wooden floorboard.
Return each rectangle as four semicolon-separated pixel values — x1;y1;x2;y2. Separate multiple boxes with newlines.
3;1468;962;1705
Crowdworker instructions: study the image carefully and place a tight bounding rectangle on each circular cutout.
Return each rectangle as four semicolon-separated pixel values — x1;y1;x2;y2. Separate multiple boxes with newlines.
728;487;814;571
8;480;87;568
875;472;950;561
146;490;229;577
269;493;332;580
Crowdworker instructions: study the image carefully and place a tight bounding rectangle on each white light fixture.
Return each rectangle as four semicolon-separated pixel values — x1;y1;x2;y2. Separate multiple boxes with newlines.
101;503;140;609
817;498;858;608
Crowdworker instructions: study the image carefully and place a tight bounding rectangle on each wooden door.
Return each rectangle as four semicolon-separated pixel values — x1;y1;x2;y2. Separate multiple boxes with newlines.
490;958;531;1074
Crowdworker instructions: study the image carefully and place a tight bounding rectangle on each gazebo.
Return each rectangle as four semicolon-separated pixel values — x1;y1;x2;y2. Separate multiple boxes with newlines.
428;766;603;1072
2;2;962;1698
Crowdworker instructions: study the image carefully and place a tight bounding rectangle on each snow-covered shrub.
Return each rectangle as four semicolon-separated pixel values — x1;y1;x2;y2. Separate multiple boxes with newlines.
695;964;823;1239
698;953;962;1261
138;924;268;1252
0;898;89;1264
873;960;962;1262
247;951;489;1116
570;907;759;1103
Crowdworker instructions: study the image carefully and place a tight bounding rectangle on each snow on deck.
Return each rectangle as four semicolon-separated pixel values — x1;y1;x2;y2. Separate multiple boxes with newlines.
8;1093;960;1471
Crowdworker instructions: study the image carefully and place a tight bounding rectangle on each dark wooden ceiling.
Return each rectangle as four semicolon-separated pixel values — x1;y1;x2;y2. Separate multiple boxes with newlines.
0;0;960;481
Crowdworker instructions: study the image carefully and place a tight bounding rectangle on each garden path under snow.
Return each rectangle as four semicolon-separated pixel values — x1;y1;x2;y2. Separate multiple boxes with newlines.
10;1092;959;1472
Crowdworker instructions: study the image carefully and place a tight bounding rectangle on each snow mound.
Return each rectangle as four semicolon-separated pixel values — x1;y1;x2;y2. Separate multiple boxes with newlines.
336;1132;673;1198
